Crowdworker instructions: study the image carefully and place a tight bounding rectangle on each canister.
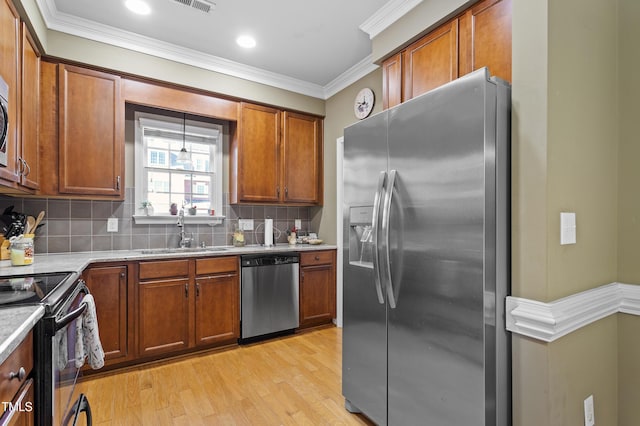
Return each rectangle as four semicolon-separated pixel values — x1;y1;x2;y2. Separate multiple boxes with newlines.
10;234;34;266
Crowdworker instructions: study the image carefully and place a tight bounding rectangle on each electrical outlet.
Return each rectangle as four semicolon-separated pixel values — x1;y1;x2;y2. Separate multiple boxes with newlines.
584;395;595;426
295;219;302;230
239;219;254;230
107;217;118;233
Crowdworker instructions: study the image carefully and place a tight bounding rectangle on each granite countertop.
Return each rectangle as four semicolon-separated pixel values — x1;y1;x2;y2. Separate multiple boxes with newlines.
0;305;45;365
0;243;336;363
0;243;337;277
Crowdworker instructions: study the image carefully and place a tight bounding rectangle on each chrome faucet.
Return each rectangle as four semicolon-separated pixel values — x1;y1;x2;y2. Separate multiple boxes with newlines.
177;208;193;248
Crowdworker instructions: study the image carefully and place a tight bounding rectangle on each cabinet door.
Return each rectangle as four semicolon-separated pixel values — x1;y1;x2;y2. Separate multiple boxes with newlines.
282;112;323;204
194;273;239;346
2;379;34;426
138;278;190;357
19;24;40;190
0;0;20;185
299;264;336;328
58;64;123;197
402;19;459;101
236;103;281;203
84;265;128;363
459;0;512;82
382;52;402;109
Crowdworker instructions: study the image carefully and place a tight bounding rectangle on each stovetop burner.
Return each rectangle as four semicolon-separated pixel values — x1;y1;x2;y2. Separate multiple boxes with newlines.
0;272;76;308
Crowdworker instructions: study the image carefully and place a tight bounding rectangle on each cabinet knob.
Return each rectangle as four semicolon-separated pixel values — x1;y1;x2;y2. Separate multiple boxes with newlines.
9;367;26;381
120;272;126;278
315;256;320;261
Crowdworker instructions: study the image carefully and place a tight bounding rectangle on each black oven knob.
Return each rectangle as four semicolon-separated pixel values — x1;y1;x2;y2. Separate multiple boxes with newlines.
9;367;26;381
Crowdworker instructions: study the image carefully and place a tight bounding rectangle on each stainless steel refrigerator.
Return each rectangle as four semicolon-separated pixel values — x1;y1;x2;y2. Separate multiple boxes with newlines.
342;68;510;425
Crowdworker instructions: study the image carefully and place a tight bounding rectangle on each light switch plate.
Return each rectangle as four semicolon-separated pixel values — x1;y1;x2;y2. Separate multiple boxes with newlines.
239;218;254;230
295;219;302;230
107;217;118;233
560;212;576;245
584;394;595;426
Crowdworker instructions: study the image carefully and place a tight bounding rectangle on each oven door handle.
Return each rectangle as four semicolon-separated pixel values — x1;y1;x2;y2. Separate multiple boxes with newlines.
55;302;87;332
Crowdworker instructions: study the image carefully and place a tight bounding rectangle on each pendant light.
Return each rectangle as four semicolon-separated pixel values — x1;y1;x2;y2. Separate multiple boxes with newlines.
177;113;191;165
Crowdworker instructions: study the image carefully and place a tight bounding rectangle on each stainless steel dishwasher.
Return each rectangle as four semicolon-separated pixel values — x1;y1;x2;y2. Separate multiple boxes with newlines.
240;253;299;341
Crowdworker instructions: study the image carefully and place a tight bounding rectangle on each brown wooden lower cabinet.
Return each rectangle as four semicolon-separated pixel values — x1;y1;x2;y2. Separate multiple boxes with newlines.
138;277;191;357
0;331;33;425
195;272;239;346
299;250;336;329
83;265;130;365
1;379;34;426
137;256;239;359
81;250;335;371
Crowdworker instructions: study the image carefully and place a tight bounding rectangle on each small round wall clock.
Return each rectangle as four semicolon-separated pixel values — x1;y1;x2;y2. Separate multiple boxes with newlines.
354;87;375;120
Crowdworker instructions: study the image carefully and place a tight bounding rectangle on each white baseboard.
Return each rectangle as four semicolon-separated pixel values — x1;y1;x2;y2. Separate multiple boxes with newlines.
506;283;640;342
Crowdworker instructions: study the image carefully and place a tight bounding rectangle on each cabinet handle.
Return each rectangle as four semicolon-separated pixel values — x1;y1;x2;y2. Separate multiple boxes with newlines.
9;367;26;381
116;175;121;190
16;157;24;176
276;186;280;197
24;160;31;177
196;282;200;297
185;283;189;298
285;186;288;198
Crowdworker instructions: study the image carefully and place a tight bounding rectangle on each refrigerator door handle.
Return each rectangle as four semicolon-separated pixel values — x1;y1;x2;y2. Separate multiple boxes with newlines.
371;170;387;304
382;169;397;309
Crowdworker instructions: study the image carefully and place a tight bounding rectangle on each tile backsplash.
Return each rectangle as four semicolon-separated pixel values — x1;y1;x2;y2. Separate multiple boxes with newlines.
0;188;312;254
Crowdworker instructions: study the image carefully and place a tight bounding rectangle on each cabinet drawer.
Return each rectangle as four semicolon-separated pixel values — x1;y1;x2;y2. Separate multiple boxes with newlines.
300;250;334;266
196;256;238;276
0;331;33;410
139;259;189;280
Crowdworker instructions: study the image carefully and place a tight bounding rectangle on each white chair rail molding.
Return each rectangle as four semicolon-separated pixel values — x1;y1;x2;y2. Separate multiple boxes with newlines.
506;283;640;342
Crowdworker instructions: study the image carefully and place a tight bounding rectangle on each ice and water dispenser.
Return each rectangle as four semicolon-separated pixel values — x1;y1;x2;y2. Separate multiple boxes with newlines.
348;206;375;268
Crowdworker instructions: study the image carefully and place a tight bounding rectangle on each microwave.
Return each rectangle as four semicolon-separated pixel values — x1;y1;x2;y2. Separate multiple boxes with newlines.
0;76;8;167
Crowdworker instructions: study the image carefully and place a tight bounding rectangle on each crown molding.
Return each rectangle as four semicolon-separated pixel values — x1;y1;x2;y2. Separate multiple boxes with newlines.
323;55;379;99
35;0;329;98
359;0;424;39
506;283;640;342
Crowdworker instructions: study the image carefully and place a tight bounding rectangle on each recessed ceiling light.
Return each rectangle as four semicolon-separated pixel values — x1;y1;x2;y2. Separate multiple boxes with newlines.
125;0;151;15
236;35;256;49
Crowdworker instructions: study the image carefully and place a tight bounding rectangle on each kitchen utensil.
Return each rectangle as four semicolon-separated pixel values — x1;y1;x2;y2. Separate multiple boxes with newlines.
33;211;45;231
25;216;35;234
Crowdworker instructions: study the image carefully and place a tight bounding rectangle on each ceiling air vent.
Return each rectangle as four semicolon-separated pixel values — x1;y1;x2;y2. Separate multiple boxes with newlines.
170;0;216;14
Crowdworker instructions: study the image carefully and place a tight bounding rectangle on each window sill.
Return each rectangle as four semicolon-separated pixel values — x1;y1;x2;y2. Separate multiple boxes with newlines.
132;215;225;226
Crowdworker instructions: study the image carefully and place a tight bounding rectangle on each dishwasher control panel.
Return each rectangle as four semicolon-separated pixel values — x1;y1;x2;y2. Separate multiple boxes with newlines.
241;253;299;267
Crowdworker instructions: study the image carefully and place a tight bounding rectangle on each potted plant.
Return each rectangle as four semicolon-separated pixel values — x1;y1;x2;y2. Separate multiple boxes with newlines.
188;205;197;215
140;201;154;216
169;203;178;215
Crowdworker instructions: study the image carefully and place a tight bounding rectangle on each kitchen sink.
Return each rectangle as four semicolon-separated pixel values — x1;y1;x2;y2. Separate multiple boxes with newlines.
139;247;228;254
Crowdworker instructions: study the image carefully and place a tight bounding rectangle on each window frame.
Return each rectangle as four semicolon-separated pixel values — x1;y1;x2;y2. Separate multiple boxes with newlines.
133;111;224;225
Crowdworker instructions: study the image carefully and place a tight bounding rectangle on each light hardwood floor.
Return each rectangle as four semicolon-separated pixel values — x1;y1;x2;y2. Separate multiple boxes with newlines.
75;327;374;425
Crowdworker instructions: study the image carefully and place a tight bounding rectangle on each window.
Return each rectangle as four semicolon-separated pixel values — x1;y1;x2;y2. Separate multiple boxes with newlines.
134;112;223;222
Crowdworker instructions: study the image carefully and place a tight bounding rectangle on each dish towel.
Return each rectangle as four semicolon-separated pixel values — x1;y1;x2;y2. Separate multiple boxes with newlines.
75;294;105;369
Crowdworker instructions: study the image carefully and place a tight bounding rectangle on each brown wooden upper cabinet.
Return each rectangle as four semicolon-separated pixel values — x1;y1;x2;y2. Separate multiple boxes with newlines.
0;0;25;191
57;64;124;198
231;102;323;205
19;23;41;191
0;5;42;194
382;0;511;109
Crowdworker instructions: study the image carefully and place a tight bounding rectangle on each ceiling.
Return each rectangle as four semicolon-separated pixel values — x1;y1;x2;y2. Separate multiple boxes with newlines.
33;0;417;99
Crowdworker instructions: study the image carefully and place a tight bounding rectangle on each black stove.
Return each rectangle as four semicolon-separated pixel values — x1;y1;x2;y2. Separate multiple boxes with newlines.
0;272;78;313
